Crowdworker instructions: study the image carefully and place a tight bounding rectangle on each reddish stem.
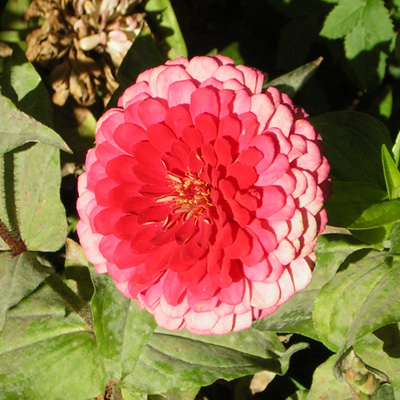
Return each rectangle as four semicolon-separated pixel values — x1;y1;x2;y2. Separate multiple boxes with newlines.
0;218;27;256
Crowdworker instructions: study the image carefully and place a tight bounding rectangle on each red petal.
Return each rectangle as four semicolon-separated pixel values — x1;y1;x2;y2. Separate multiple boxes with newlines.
226;226;252;258
93;208;122;235
147;123;177;153
165;105;193;137
195;113;218;144
214;137;234;166
106;155;136;183
188;274;219;300
226;163;258;189
113;123;147;155
182;127;203;149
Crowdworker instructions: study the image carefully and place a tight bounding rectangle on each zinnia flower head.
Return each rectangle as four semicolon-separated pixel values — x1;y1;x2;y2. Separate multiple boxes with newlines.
77;55;330;335
25;0;144;106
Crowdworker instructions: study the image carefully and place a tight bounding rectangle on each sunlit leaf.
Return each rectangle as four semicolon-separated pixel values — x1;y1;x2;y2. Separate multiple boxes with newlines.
145;0;188;59
382;144;400;199
307;355;353;400
0;283;107;400
0;252;47;331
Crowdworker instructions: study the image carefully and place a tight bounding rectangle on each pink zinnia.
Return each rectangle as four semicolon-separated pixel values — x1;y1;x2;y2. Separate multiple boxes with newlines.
77;55;330;335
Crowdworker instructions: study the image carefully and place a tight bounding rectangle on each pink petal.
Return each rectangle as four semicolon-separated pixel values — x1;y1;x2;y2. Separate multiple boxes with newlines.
186;56;221;82
138;98;168;127
156;65;192;99
167;79;198;107
289;257;312;291
250;280;280;309
190;87;220;119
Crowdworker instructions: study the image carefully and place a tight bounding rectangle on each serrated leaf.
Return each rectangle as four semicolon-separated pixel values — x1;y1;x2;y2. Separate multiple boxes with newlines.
307;355;353;400
382;144;400;200
0;252;47;331
145;0;187;59
311;111;392;188
344;0;394;59
0;94;71;154
320;0;365;39
0;283;107;400
266;57;323;97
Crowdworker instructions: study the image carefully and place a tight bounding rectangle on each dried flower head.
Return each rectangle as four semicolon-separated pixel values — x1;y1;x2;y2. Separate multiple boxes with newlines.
77;56;331;335
25;0;144;106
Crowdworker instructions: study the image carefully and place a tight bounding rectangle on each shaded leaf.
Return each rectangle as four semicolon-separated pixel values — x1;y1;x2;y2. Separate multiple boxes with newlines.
266;57;323;98
311;111;392;188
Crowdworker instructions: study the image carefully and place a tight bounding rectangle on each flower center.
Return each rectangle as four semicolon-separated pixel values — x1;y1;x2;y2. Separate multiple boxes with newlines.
158;170;212;221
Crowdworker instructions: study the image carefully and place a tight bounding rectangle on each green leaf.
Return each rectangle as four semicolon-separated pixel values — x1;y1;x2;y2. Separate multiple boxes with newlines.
253;289;319;339
344;0;394;59
1;45;53;128
354;324;400;387
392;130;400;166
311;111;392;188
313;249;400;364
388;222;400;256
0;141;68;251
307;355;353;400
90;271;157;380
266;57;323;98
324;181;400;231
382;144;400;199
320;0;365;39
0;283;107;400
145;0;188;59
321;0;394;57
121;328;307;394
0;252;48;331
0;94;71;154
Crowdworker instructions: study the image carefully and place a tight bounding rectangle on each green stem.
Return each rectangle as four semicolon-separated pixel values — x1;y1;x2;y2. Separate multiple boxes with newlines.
46;273;93;329
0;217;26;256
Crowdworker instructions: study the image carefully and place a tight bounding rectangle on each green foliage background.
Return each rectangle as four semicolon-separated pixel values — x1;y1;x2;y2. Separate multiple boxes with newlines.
1;0;400;399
